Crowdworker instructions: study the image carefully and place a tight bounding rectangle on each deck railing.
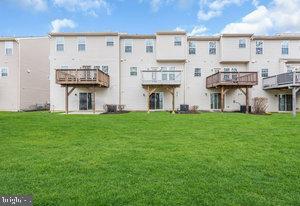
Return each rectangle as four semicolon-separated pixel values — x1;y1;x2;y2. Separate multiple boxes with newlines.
206;72;258;88
141;70;182;85
263;72;300;89
56;69;109;87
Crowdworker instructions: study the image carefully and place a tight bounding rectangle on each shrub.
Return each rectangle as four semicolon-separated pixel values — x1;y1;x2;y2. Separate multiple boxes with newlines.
252;97;268;114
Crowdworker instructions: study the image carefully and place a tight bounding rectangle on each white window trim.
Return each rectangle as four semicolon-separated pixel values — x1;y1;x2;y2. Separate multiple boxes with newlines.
124;40;133;53
56;37;65;52
1;67;9;77
106;37;115;46
77;37;86;52
4;42;13;56
130;67;138;76
174;36;182;46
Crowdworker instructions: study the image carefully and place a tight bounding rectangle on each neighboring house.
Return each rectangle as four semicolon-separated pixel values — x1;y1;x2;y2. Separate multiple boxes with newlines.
0;37;50;111
49;32;300;114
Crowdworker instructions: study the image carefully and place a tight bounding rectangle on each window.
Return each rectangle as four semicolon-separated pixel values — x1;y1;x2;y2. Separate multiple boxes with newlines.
78;37;86;51
130;67;137;76
256;41;263;54
211;93;221;109
56;37;64;52
4;42;13;55
161;67;168;81
281;41;289;55
174;37;182;46
189;41;196;54
106;37;114;46
224;68;230;80
239;39;246;48
124;40;132;53
169;67;175;80
1;68;8;77
261;69;268;78
194;68;201;77
209;42;216;55
102;66;109;74
279;94;292;111
145;40;154;53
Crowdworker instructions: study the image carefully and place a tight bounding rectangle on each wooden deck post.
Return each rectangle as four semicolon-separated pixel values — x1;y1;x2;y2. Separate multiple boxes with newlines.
65;86;69;114
147;86;150;114
221;86;224;112
245;87;249;114
92;86;96;114
172;87;175;114
292;87;299;117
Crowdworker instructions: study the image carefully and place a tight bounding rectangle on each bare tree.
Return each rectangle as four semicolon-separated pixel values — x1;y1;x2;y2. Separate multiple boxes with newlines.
252;97;268;114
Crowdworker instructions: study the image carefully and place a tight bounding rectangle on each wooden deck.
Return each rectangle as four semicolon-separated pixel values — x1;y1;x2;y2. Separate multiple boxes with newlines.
263;72;300;89
206;72;258;88
56;69;109;87
141;70;182;86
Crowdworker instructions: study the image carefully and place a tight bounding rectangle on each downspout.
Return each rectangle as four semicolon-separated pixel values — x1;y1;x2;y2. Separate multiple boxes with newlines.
17;39;21;111
118;34;121;105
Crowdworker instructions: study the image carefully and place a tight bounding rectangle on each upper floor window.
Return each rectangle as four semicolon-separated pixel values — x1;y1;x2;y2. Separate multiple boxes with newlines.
261;69;268;78
56;37;64;52
189;41;196;54
102;66;109;74
239;39;246;48
256;40;263;54
194;68;201;77
124;40;132;53
174;37;182;46
1;67;8;77
106;37;114;46
4;42;13;56
145;40;154;53
78;37;86;52
209;42;216;55
281;41;289;55
130;67;137;76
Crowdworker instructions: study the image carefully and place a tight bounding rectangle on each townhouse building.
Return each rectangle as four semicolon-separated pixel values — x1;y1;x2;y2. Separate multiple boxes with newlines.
0;37;49;111
49;32;300;115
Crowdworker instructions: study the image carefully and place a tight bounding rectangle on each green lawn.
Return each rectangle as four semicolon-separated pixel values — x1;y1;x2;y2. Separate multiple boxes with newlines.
0;112;299;205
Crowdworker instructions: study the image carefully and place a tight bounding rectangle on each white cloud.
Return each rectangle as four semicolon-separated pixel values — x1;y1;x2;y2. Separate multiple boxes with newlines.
174;27;186;32
188;25;208;36
16;0;47;11
140;0;193;12
53;0;111;16
222;0;300;34
198;0;244;20
51;18;76;32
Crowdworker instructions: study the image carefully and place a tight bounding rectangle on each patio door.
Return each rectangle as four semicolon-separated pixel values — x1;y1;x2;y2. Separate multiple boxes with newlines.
79;93;92;110
211;93;221;109
150;92;163;110
279;94;292;111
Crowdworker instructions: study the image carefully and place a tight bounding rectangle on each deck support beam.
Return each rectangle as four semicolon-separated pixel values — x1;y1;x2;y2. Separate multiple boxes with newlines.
245;87;249;114
92;86;96;114
220;86;229;112
292;87;300;117
65;86;69;114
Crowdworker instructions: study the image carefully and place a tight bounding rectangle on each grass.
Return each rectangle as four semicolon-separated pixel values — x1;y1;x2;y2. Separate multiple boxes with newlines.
0;112;299;205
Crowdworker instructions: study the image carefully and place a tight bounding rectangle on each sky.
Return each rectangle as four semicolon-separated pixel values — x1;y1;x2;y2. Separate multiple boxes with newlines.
0;0;299;37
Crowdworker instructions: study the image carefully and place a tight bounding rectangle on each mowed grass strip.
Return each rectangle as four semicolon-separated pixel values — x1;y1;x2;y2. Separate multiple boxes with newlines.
0;112;299;205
